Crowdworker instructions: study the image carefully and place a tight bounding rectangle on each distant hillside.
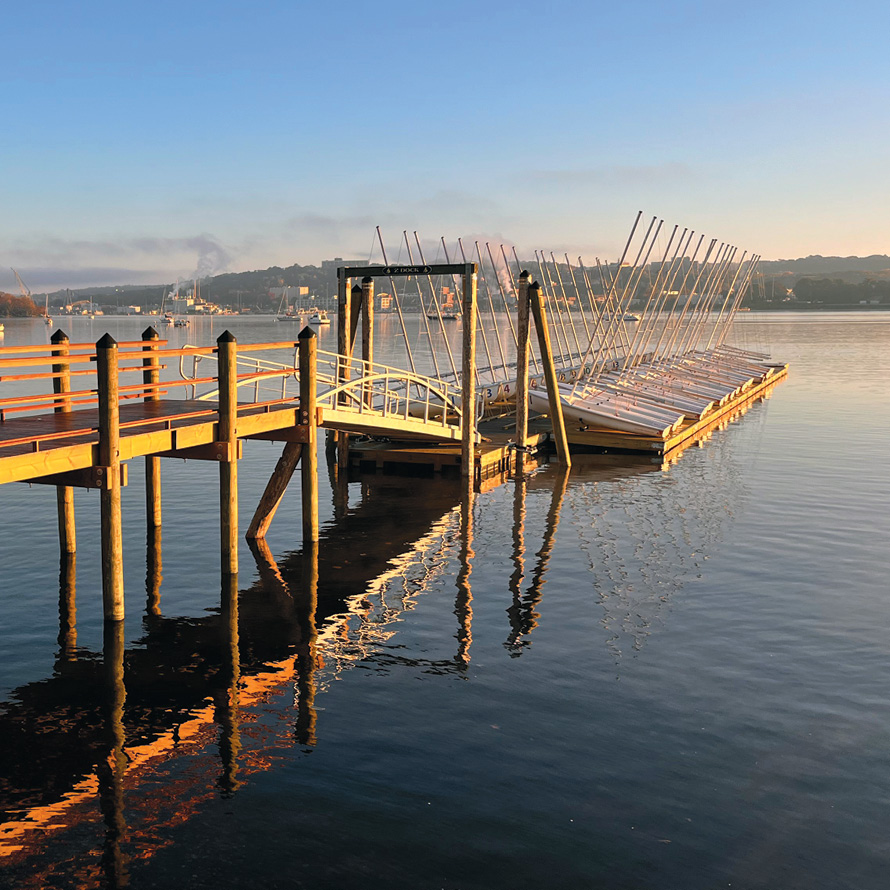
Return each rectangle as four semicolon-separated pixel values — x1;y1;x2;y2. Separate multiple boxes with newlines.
43;254;890;314
760;255;890;275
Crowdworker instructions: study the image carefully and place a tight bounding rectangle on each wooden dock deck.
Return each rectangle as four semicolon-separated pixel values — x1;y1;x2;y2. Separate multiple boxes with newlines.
0;398;306;485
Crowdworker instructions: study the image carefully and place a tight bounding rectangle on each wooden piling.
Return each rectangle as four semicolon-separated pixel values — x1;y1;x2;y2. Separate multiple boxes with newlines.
461;263;478;484
58;553;77;660
515;271;531;464
146;523;162;617
142;327;162;530
299;326;319;543
97;333;125;621
361;276;374;408
336;272;353;470
51;330;76;555
350;283;363;348
217;331;239;575
528;281;572;468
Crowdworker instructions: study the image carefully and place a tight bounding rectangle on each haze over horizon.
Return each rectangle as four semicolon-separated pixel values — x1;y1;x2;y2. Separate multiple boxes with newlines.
3;0;887;293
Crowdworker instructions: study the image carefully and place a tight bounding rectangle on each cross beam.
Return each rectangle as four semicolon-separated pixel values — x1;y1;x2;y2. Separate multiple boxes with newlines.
341;263;474;278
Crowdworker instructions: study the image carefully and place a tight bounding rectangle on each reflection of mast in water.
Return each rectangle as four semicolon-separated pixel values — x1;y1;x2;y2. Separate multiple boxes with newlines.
506;465;569;654
570;425;760;662
454;491;474;667
215;573;241;797
98;621;129;888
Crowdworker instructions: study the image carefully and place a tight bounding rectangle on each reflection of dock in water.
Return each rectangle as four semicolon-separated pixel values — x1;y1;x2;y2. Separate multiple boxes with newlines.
0;475;467;873
0;423;763;880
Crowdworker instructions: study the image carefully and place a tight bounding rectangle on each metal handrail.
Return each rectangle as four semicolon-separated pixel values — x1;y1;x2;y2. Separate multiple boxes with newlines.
176;345;468;434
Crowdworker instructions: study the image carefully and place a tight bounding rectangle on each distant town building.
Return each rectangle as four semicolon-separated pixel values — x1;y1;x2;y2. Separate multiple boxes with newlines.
321;258;374;271
269;286;309;300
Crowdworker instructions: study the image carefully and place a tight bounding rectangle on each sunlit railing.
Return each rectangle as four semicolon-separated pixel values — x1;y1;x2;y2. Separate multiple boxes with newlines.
180;345;469;435
315;349;466;433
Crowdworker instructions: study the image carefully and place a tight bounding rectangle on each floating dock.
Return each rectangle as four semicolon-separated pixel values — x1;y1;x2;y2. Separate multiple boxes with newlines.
346;363;787;481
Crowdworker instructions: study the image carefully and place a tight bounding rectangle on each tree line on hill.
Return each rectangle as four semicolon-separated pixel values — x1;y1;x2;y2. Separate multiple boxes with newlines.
18;254;890;316
751;276;890;308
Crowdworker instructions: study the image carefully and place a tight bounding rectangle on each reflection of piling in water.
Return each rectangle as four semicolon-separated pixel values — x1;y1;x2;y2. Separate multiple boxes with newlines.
506;465;569;653
216;573;241;797
506;473;527;654
99;620;128;888
0;475;464;865
328;456;349;521
454;490;474;666
296;541;319;747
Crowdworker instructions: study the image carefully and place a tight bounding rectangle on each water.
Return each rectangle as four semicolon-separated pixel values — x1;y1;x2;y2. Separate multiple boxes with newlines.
1;312;889;889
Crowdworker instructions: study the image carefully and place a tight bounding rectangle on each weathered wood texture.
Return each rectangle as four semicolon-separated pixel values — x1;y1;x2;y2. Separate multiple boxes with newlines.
217;331;239;575
97;334;124;620
528;281;572;468
299;327;319;543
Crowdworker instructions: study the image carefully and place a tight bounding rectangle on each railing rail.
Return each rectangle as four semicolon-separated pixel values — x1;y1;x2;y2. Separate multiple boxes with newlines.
0;333;471;443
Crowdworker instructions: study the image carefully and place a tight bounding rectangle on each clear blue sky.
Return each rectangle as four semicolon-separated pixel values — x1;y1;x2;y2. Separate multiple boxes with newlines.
2;0;888;291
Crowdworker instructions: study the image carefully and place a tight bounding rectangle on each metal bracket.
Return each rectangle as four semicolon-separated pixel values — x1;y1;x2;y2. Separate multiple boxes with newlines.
32;464;129;490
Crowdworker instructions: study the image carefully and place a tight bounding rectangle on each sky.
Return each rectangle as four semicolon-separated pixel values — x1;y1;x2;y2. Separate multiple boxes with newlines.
2;0;888;292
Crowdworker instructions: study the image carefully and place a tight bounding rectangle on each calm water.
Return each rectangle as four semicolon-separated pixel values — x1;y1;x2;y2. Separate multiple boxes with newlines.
1;312;889;889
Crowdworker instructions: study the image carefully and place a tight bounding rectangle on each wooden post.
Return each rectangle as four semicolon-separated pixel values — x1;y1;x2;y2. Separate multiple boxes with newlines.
528;282;572;468
515;271;531;466
217;331;239;575
336;271;352;470
51;329;76;555
461;263;477;485
142;327;162;530
58;553;78;660
146;524;162;617
143;327;163;615
361;276;374;408
350;282;363;348
299;326;319;543
97;333;125;621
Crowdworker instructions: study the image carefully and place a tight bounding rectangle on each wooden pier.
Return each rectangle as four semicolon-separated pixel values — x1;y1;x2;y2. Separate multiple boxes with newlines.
0;258;787;626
